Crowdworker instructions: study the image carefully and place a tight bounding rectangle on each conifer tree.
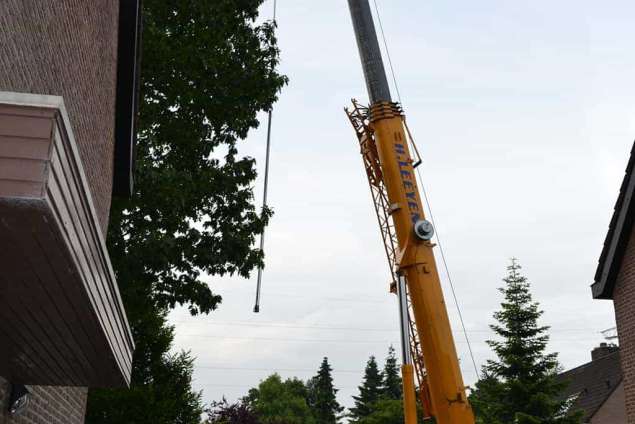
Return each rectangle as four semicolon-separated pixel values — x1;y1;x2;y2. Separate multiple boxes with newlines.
307;357;344;424
382;346;402;400
469;259;582;424
349;356;384;421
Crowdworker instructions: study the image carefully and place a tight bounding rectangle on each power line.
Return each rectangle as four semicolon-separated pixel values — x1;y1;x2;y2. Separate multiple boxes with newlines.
217;288;392;304
257;292;387;304
197;365;364;373
199;383;361;390
172;321;399;332
179;335;400;344
172;320;606;334
176;334;602;345
196;365;484;375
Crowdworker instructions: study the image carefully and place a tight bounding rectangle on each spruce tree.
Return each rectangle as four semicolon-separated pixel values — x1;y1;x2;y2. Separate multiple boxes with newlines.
469;259;582;424
349;356;384;421
307;357;344;424
382;346;402;400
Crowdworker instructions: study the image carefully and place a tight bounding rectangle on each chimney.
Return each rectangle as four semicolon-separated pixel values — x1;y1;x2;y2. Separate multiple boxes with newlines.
592;343;619;361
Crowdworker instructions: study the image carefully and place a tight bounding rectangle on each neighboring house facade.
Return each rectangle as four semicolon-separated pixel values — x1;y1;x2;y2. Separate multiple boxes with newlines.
593;141;635;422
557;344;625;423
0;1;141;422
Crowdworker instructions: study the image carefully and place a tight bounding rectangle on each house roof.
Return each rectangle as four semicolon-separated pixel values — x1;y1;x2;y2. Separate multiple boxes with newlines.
593;141;635;299
557;350;622;421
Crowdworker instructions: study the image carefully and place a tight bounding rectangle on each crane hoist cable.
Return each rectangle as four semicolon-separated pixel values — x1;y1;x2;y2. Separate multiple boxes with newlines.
370;0;479;380
253;0;277;313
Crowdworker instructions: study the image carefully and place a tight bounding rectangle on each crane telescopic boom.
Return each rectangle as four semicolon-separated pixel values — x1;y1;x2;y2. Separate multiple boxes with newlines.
345;2;475;423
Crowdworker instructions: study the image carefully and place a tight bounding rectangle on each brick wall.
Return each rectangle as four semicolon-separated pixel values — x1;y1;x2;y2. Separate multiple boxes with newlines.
0;1;120;422
0;0;119;234
614;225;635;422
0;377;87;424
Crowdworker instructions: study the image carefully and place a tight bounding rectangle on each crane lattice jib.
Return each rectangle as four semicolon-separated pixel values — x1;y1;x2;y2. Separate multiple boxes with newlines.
345;100;398;282
345;100;433;418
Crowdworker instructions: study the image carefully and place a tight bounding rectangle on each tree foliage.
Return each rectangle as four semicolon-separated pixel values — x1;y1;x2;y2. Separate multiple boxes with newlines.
205;350;427;424
206;398;260;424
248;374;315;424
356;399;404;424
469;260;582;424
349;356;384;421
307;357;344;423
352;347;426;424
86;351;203;424
381;346;402;401
87;0;286;422
111;0;286;318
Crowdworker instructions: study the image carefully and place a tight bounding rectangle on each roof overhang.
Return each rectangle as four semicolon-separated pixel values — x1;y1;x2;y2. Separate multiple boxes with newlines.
0;92;134;387
593;142;635;300
112;0;142;198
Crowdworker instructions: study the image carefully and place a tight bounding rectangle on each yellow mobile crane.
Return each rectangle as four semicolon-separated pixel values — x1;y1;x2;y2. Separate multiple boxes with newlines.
345;2;475;423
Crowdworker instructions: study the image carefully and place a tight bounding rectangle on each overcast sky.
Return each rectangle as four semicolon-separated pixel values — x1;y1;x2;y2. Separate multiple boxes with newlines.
169;0;635;410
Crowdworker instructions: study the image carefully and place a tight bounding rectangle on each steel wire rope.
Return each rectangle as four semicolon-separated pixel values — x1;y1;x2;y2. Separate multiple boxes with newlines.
370;0;480;380
253;0;277;313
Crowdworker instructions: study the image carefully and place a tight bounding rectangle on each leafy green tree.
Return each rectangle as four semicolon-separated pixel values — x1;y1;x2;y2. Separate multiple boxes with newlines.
86;351;203;423
206;398;260;424
307;357;344;423
381;346;402;401
248;374;315;424
87;0;286;422
469;259;582;424
113;0;286;318
350;356;384;421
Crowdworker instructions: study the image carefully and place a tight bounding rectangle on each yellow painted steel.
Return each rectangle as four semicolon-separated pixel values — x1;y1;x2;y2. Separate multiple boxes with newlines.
401;364;418;424
369;102;475;424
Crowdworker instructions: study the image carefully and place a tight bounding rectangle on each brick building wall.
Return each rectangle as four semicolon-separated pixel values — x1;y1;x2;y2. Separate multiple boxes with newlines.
613;225;635;422
0;0;119;234
0;0;121;422
0;378;87;424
